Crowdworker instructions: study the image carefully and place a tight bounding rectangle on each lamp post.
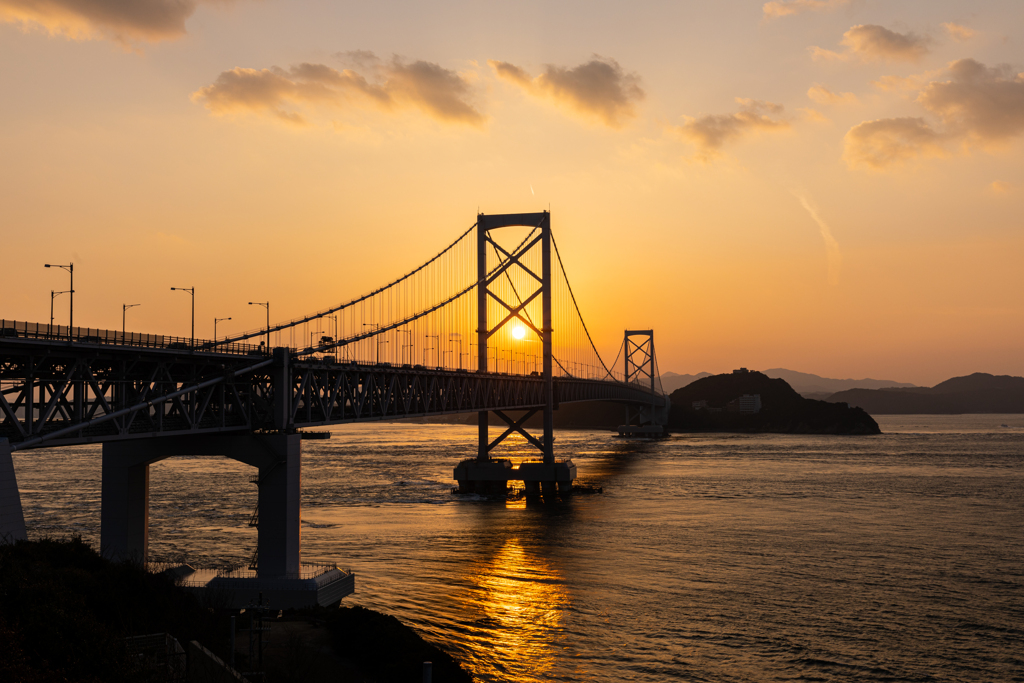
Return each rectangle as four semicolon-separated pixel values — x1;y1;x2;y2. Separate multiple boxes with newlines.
215;317;232;344
248;301;270;351
363;324;381;364
123;303;141;341
399;330;414;365
426;334;439;367
310;330;324;352
449;333;463;370
44;263;73;339
49;290;70;337
170;287;195;348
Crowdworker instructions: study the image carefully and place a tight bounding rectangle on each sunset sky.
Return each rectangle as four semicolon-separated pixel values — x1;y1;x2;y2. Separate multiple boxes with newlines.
2;0;1023;386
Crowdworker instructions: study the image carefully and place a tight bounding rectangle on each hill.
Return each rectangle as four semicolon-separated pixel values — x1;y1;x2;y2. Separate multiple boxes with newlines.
661;369;915;398
669;370;879;434
762;368;916;396
828;373;1024;414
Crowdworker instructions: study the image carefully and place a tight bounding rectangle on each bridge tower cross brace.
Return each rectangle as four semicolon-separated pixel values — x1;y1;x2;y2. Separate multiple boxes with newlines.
623;330;657;428
476;212;554;465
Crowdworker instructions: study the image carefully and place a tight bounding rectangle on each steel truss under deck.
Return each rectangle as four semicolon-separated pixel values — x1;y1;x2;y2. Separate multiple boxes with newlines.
0;339;663;451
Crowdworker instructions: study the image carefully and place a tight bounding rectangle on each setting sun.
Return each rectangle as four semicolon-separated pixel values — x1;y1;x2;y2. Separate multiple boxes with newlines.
512;327;526;340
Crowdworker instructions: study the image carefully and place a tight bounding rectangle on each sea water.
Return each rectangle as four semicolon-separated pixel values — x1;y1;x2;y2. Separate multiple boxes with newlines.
13;415;1024;681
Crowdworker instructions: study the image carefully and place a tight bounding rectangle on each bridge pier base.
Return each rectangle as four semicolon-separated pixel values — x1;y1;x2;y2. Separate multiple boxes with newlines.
100;444;158;562
453;458;576;497
99;434;301;577
252;434;301;578
0;438;28;543
96;433;344;607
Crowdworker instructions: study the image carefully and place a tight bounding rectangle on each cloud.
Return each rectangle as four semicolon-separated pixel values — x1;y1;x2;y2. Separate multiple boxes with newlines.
989;181;1011;194
847;59;1024;169
489;57;644;127
843;117;946;169
0;0;220;45
192;56;485;127
795;193;842;286
799;107;829;123
763;0;848;19
811;24;929;63
807;84;859;105
669;98;789;158
943;22;976;43
917;59;1024;142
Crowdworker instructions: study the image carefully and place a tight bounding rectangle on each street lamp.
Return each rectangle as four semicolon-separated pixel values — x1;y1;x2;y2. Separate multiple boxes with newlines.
449;333;463;370
400;330;413;364
123;303;141;341
44;263;73;339
215;317;232;343
170;287;195;348
426;334;439;367
363;323;383;364
248;301;270;351
49;290;70;337
310;330;324;351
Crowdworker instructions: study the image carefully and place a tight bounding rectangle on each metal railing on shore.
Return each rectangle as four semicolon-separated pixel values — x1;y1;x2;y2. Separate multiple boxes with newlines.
147;560;350;587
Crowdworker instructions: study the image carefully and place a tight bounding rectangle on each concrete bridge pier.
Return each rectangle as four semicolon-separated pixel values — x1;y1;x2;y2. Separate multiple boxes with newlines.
100;434;301;577
100;444;159;562
0;438;28;543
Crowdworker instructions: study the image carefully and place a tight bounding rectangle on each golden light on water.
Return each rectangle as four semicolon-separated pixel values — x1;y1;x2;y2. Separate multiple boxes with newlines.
468;537;569;681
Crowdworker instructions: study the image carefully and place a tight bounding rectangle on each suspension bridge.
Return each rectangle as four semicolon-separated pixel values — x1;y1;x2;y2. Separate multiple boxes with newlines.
0;212;669;606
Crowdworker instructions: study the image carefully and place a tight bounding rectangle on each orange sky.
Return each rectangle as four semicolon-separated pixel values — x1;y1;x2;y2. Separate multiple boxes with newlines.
2;0;1023;386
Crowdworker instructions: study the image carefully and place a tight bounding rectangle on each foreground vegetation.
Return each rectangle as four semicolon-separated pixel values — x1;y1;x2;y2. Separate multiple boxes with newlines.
0;538;471;682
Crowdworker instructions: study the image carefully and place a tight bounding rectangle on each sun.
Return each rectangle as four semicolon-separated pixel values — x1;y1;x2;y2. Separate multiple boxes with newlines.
512;326;526;340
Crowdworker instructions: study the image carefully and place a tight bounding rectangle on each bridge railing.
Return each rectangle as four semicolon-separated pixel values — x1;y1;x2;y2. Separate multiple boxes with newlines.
0;319;269;357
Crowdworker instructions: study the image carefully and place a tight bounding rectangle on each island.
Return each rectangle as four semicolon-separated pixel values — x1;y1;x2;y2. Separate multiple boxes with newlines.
668;369;880;435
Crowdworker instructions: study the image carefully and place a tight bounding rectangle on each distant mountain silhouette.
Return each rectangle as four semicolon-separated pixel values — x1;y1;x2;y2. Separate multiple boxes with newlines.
828;373;1024;414
762;368;916;396
660;372;712;393
669;370;879;434
661;369;914;397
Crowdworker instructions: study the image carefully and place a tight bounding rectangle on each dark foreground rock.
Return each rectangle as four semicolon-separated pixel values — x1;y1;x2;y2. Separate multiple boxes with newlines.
669;370;880;434
0;538;471;683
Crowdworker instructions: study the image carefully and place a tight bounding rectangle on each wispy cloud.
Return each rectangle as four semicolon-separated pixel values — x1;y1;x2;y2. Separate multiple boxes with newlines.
843;117;947;169
811;24;929;63
943;22;976;43
192;55;485;127
845;59;1024;170
794;193;842;286
489;56;644;128
669;98;789;159
763;0;848;19
0;0;224;46
807;84;859;105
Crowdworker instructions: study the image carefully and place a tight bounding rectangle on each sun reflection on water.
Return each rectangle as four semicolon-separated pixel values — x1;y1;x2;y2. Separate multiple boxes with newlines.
465;537;569;682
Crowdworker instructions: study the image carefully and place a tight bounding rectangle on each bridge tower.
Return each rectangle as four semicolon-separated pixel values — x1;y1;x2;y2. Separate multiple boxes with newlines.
618;330;668;437
454;211;575;495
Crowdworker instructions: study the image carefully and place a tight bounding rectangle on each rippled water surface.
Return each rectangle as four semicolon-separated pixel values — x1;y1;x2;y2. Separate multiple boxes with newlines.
13;415;1024;682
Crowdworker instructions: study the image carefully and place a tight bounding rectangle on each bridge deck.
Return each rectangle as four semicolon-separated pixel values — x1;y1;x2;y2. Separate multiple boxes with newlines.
0;337;667;450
